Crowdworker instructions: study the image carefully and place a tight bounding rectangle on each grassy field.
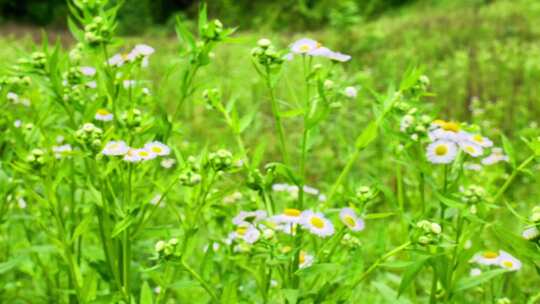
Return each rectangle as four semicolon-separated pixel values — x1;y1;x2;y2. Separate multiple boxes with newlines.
0;0;539;303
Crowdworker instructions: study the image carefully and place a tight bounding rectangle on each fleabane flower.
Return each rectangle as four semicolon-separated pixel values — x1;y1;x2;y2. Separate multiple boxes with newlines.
95;108;113;121
482;147;509;165
135;148;156;161
233;224;261;244
133;44;155;57
123;148;141;162
272;208;303;225
144;141;171;156
428;120;461;142
300;210;334;238
233;210;267;226
497;251;522;271
339;208;365;232
465;133;493;148
459;141;483;157
102;140;129;156
326;51;351;62
299;251;314;269
290;38;320;54
471;250;502;266
426;140;458;164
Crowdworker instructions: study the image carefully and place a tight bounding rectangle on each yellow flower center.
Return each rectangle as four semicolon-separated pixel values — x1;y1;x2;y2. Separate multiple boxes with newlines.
435;145;448;156
473;134;484;143
151;146;163;153
236;227;247;236
441;121;460;132
299;44;311;52
465;146;476;154
502;260;513;268
97;109;110;116
482;251;498;259
284;208;301;217
432;119;446;126
299;251;306;264
121;53;130;60
310;217;325;229
138;150;149;157
343;215;356;227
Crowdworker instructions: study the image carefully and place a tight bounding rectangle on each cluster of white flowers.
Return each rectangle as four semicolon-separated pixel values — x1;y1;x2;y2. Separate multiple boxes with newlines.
101;140;170;163
108;44;155;67
287;38;351;62
471;250;522;271
426;119;507;165
272;183;327;202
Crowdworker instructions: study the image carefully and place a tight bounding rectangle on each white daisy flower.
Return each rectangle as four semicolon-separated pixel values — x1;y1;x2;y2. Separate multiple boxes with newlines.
300;210;335;238
80;66;96;76
123;148;141;162
272;208;303;225
428;120;462;142
133;44;155;57
344;86;358;98
232;210;267;226
108;53;126;67
464;133;493;148
303;185;320;196
426;140;458;164
299;251;314;269
102;141;129;156
144;141;171;156
290;38;320;54
339;208;365;232
95;108;113;121
471;250;502;266
135;148;156;161
459;141;484;157
52;144;72;159
160;158;176;169
308;46;332;57
522;226;540;241
481;148;509;165
14;120;22;128
326;51;351;62
233;225;261;244
498;251;521;271
470;268;482;276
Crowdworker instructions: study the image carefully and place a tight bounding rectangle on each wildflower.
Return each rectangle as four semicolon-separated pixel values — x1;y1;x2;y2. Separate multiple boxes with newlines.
232;210;267;226
102;141;129;156
144;141;171;156
522;226;539;241
14;120;22;128
52;144;72;159
339;208;365;232
459;141;483;157
290;38;320;54
326;51;351;62
471;250;501;266
160;158;176;169
95;108;113;121
300;210;335;238
464;133;493;148
481;147;509;165
498;251;521;271
428;120;461;142
344;86;358;98
132;44;155;57
123;148;141;162
272;208;303;225
426;140;458;164
80;66;96;76
233;225;260;244
299;251;314;269
135;148;156;161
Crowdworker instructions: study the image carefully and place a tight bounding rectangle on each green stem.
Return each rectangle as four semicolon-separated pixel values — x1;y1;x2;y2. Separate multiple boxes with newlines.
352;242;411;287
181;259;219;302
265;66;289;165
492;155;535;204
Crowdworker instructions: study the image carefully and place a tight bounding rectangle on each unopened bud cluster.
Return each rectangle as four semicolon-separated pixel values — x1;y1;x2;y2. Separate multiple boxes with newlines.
251;39;284;68
75;123;103;149
415;220;442;245
155;238;179;259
